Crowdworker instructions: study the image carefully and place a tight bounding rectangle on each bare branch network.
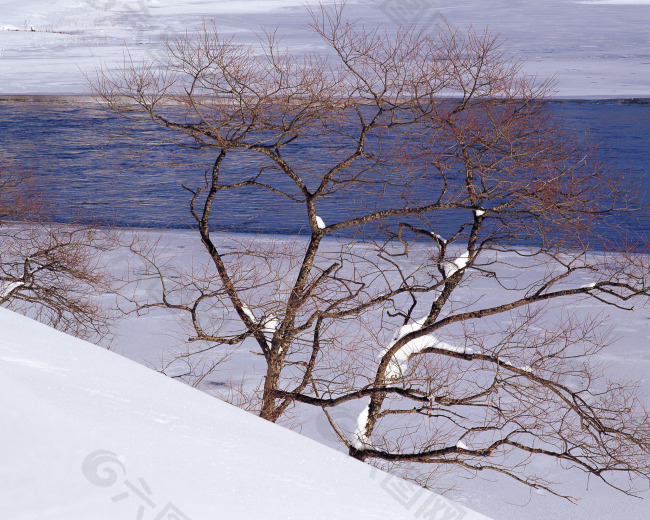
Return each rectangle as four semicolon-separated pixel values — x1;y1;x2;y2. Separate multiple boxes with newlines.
0;157;117;342
93;3;650;499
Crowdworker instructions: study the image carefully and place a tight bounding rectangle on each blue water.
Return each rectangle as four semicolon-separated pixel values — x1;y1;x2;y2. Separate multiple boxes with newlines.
0;98;647;243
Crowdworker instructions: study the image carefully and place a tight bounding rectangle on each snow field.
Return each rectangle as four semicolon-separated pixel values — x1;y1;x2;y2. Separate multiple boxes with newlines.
100;229;650;520
0;0;649;96
0;304;490;519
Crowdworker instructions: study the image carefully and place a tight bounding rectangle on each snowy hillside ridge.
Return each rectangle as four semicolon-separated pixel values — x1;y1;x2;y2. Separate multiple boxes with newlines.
0;307;491;520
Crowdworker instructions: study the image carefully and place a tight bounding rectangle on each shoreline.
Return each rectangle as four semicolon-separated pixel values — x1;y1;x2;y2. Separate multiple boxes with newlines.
1;94;649;104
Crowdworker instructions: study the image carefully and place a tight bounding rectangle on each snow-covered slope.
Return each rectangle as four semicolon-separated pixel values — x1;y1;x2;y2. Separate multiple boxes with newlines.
0;306;490;520
1;0;650;97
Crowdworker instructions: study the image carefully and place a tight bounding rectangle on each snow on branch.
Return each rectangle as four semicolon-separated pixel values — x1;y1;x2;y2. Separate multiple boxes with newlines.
0;281;24;301
240;302;256;322
442;250;470;278
382;316;476;380
240;302;280;344
262;313;279;335
262;313;279;344
352;402;370;449
430;231;447;245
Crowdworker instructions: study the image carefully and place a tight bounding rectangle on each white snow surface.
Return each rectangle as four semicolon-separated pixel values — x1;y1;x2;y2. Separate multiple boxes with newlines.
2;229;649;520
0;0;649;96
580;1;650;4
0;306;490;520
316;215;326;229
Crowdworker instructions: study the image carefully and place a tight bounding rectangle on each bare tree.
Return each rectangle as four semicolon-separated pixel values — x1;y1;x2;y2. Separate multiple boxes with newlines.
0;157;117;342
93;4;650;499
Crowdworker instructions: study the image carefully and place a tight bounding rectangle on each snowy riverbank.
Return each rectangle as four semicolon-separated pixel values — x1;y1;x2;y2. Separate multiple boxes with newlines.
103;228;650;520
1;0;650;97
1;225;649;518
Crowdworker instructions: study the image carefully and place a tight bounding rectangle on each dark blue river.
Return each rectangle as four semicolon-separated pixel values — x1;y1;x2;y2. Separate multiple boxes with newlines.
0;98;648;244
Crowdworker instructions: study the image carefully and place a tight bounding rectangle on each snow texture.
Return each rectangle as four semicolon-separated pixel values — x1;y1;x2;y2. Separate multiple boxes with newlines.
315;216;326;229
579;1;650;4
1;0;650;96
3;229;645;520
0;307;491;520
